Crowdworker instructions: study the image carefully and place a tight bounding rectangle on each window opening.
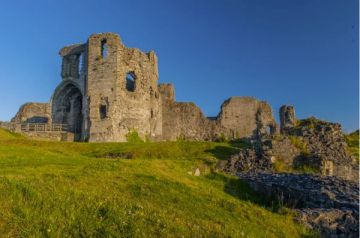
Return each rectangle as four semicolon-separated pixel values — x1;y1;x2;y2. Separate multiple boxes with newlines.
126;72;136;92
101;39;108;58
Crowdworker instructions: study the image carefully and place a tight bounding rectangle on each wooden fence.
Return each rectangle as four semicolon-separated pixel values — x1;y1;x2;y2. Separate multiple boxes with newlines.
20;123;68;132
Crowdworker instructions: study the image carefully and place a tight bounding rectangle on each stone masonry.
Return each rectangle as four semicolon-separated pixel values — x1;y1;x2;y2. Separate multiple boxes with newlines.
11;32;278;142
239;172;359;237
221;105;358;181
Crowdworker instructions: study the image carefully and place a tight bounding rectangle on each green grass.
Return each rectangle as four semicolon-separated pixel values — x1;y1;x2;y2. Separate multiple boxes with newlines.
345;130;359;162
289;136;309;157
0;129;317;237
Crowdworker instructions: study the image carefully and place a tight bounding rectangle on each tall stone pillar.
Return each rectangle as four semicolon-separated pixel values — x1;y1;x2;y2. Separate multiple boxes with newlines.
279;105;296;134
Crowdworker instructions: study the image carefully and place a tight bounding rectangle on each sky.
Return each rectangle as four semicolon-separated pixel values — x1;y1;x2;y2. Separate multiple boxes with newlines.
0;0;358;132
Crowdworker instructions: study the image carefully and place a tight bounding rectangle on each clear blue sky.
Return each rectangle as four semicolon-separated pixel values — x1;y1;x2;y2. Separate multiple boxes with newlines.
0;0;358;131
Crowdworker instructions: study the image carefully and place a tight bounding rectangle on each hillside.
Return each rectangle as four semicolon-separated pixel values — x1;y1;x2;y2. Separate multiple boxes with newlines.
346;130;359;162
0;129;317;237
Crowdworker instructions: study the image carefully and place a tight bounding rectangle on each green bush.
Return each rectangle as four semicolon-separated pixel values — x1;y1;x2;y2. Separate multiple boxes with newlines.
176;134;186;142
216;133;227;143
125;129;144;143
289;136;309;157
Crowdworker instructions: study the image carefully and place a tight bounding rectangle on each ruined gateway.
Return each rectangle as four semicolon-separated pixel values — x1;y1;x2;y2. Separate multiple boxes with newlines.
11;32;277;142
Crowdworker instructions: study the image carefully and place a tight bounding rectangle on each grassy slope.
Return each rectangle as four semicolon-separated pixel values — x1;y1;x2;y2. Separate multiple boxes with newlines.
0;129;316;237
345;130;359;162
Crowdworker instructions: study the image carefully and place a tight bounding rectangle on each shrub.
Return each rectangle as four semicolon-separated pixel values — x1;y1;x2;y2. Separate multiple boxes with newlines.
273;159;287;172
176;134;186;142
216;133;227;143
289;136;309;156
125;129;143;143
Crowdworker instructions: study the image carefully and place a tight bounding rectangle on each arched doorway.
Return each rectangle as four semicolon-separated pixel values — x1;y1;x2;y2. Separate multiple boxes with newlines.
52;83;83;141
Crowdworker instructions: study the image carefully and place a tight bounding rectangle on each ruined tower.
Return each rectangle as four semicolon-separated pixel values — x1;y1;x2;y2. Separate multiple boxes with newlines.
279;105;297;133
51;33;162;141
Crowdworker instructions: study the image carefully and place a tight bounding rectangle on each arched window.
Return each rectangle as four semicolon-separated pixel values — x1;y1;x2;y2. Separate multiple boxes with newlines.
126;72;136;92
101;39;108;58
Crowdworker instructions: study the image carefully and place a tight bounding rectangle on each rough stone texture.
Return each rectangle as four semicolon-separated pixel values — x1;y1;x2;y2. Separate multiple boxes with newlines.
160;100;218;141
283;116;358;181
158;83;175;102
0;121;12;130
223;105;358;181
221;136;301;174
85;33;162;142
279;105;296;133
266;137;301;167
13;33;279;142
221;146;272;174
217;97;278;138
297;208;359;238
161;95;278;141
11;103;51;124
238;172;359;238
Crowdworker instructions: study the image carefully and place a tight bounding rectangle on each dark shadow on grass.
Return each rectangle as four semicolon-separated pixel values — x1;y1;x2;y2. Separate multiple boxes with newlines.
205;138;252;160
205;146;240;160
228;138;252;149
206;172;283;212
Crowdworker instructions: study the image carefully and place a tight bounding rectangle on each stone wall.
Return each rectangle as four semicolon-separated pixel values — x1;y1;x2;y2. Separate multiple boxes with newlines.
161;101;218;141
160;95;278;141
279;105;296;133
280;110;358;180
86;33;161;142
0;121;12;130
11;33;280;142
22;131;75;142
11;103;51;124
217;97;277;138
222;107;358;181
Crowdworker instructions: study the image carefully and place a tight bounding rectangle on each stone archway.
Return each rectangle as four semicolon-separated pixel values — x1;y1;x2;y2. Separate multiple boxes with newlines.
52;83;83;141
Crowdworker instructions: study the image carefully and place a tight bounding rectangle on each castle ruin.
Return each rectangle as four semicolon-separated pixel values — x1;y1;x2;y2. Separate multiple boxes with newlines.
11;32;279;142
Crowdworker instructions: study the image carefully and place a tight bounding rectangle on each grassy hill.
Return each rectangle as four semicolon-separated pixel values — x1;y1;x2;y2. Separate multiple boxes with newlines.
0;129;317;237
346;130;359;162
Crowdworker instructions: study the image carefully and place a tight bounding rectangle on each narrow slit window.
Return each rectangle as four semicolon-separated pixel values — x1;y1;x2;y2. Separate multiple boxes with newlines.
126;72;136;92
78;53;84;76
101;39;108;58
99;105;107;119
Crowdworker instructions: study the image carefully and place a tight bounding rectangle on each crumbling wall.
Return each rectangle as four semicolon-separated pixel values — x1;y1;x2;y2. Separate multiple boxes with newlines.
161;102;217;141
279;105;296;133
11;103;51;124
59;44;86;80
53;43;87;141
86;33;161;142
287;117;358;180
217;97;277;138
160;93;278;141
0;121;12;131
159;83;216;140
